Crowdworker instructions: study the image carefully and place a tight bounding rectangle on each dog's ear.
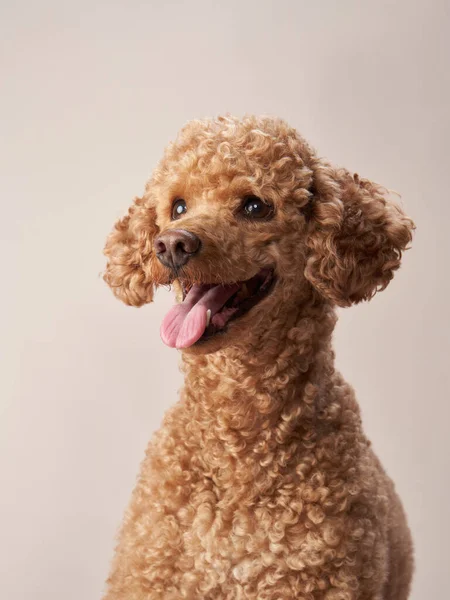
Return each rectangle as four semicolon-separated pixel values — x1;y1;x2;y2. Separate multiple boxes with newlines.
304;160;414;307
103;190;160;306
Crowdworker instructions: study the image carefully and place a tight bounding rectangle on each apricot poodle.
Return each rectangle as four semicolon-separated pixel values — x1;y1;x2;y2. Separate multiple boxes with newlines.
103;115;414;599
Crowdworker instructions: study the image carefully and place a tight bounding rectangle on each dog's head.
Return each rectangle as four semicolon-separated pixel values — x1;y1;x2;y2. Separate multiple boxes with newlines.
104;115;414;352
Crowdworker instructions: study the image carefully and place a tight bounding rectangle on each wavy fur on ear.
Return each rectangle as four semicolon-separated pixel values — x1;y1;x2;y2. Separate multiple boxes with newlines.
103;194;160;307
305;162;415;307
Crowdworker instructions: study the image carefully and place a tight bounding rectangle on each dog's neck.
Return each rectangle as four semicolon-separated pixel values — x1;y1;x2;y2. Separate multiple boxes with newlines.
179;300;346;485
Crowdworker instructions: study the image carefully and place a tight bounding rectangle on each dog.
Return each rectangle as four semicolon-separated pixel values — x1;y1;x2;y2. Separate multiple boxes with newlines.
102;115;414;599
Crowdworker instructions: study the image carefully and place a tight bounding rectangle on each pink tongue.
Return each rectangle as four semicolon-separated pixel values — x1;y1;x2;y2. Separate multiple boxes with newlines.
160;283;240;349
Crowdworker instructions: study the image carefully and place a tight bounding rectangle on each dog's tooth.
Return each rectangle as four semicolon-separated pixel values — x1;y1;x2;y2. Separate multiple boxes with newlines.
206;309;211;327
237;283;249;300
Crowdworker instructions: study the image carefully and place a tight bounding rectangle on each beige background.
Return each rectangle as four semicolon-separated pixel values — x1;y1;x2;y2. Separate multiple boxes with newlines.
1;1;449;598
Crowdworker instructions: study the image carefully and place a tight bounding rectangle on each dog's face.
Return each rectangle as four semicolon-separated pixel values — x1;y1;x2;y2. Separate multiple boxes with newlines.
104;116;414;352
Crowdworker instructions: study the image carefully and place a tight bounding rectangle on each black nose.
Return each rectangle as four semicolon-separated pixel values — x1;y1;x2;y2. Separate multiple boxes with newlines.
154;229;201;269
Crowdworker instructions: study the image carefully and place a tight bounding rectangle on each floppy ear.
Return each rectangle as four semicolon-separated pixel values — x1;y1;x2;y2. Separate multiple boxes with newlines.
103;191;160;306
304;161;415;307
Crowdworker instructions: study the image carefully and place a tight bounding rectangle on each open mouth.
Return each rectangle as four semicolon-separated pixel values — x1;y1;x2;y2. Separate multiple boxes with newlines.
160;268;275;349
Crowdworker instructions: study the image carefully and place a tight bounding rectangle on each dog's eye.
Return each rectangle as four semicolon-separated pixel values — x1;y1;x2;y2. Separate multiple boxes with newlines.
172;198;187;220
241;196;273;220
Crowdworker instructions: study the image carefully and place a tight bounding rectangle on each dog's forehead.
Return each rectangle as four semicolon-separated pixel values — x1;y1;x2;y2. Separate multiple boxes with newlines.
155;121;313;205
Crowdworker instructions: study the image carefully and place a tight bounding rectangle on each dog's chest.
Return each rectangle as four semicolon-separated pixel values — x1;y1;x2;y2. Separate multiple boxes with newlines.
176;477;323;590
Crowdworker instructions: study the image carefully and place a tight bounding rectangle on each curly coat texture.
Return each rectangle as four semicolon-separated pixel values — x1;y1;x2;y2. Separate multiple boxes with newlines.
103;115;414;599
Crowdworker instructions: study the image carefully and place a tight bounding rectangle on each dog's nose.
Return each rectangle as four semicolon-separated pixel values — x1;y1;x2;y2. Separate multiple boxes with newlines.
154;229;201;269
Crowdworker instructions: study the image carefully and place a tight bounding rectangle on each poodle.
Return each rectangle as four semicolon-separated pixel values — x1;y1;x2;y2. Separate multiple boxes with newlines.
102;115;414;599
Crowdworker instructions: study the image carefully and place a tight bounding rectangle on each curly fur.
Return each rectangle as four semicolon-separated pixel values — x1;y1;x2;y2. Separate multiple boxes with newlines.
103;115;414;599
